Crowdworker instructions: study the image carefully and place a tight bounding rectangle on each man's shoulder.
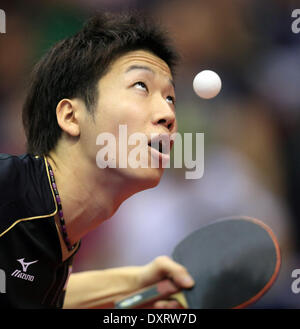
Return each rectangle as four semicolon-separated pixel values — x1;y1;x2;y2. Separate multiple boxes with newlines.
0;153;33;162
0;153;56;238
0;153;42;198
0;153;39;174
0;153;41;163
0;153;28;172
0;153;27;192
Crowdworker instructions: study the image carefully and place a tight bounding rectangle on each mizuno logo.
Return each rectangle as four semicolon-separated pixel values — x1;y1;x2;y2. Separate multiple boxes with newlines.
16;258;38;272
11;258;38;282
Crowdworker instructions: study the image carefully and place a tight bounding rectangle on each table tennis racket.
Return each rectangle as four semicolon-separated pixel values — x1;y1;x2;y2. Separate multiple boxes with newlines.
114;216;281;309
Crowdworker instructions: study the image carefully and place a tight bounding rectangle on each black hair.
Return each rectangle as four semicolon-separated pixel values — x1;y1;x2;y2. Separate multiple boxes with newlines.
22;12;179;155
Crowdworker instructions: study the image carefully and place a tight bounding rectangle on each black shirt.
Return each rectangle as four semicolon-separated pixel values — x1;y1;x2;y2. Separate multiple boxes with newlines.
0;153;80;308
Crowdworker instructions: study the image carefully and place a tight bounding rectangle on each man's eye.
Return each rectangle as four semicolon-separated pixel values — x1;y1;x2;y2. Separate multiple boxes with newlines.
166;96;176;105
134;81;148;92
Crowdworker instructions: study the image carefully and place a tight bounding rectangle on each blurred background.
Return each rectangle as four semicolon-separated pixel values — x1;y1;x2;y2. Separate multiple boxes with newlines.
1;0;300;308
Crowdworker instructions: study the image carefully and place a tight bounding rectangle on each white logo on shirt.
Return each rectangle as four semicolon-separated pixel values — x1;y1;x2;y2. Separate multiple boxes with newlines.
16;258;38;272
11;258;39;282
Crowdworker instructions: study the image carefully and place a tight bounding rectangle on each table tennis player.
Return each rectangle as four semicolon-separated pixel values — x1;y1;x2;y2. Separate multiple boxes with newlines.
0;12;195;309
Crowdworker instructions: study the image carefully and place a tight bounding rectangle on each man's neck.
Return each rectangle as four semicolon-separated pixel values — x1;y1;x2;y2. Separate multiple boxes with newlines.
46;150;130;245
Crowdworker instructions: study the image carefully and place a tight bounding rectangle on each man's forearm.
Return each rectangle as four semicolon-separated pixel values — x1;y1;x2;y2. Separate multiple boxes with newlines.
63;267;142;309
63;256;194;309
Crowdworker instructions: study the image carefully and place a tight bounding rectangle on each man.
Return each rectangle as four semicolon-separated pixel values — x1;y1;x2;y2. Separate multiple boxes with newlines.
0;12;194;308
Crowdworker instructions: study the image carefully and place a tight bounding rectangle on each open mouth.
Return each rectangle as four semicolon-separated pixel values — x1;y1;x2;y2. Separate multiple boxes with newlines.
148;136;173;155
148;140;164;153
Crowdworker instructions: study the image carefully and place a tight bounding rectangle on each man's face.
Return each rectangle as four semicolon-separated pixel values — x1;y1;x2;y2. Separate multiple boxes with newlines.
80;50;177;189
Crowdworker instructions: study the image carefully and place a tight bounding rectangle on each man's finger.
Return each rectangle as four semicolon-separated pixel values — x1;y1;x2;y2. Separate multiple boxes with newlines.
140;255;195;289
153;256;195;288
152;300;183;309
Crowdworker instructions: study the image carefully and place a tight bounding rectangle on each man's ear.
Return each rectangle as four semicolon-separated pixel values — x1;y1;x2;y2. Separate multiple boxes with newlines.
56;99;81;137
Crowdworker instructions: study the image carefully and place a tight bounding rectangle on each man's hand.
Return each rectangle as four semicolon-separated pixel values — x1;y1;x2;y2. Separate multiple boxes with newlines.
64;256;194;309
137;255;195;308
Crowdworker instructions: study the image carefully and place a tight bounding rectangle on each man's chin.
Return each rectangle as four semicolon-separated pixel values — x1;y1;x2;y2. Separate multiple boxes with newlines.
120;166;164;191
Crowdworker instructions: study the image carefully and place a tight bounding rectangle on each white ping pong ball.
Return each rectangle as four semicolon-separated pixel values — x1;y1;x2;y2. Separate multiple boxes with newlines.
193;70;222;99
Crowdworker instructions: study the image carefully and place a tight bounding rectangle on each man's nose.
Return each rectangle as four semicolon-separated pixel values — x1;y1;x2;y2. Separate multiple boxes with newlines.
152;99;176;133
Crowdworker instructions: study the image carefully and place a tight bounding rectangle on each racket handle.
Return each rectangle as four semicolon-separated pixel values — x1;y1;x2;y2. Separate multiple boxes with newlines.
115;279;180;309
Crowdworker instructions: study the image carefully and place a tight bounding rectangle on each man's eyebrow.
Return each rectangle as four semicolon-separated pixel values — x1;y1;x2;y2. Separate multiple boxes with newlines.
125;65;175;88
